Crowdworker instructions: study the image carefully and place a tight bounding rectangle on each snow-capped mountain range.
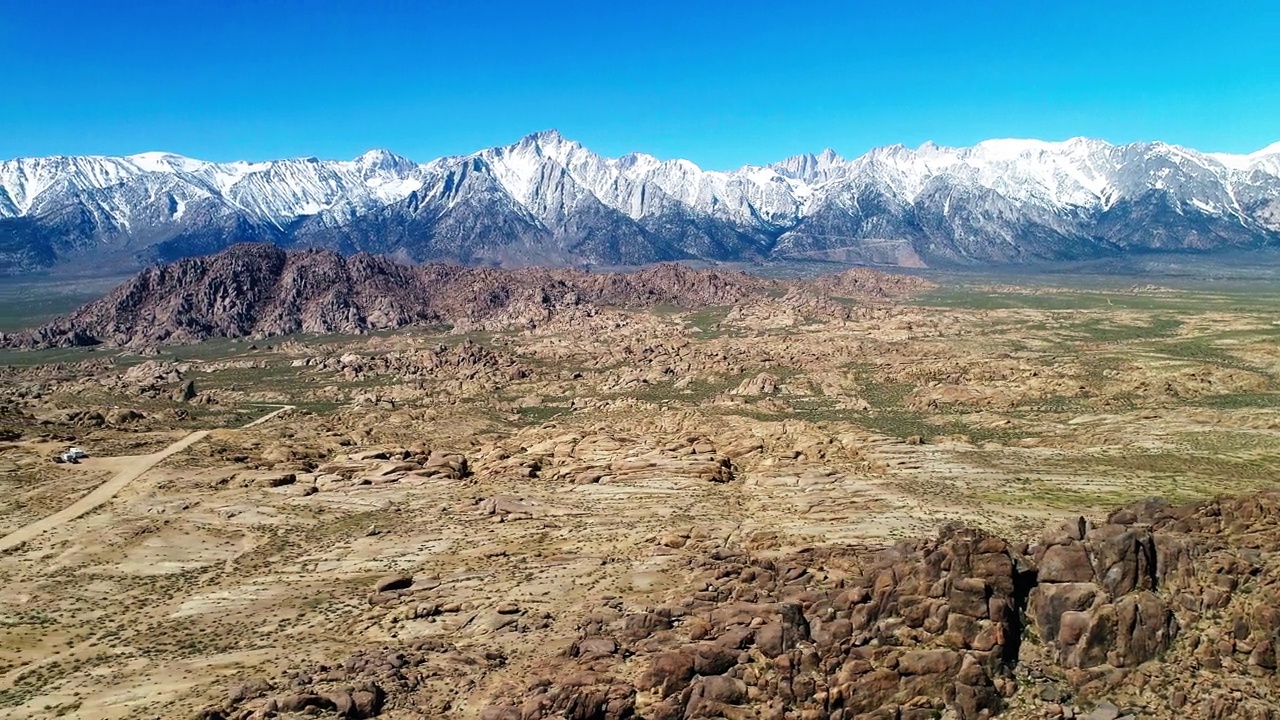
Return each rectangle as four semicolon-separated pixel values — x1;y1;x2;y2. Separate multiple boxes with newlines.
3;130;1279;274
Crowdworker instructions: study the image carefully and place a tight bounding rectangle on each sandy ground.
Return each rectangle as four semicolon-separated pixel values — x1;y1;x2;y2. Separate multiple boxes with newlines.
1;286;1278;717
0;406;292;554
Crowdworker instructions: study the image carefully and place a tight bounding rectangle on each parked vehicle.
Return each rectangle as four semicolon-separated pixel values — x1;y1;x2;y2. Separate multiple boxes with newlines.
53;447;88;464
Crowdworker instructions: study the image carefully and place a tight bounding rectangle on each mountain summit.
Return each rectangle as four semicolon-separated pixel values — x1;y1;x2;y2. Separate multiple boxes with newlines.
2;135;1279;274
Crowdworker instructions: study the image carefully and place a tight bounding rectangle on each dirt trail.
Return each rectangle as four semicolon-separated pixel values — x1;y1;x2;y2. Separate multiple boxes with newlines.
242;404;295;428
0;405;294;553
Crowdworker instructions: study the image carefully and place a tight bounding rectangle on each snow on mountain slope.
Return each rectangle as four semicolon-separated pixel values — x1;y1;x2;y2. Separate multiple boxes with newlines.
0;150;424;226
2;133;1278;273
475;130;807;229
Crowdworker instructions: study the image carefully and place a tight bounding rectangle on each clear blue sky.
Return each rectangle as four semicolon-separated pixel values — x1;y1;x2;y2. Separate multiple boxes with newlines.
2;0;1277;168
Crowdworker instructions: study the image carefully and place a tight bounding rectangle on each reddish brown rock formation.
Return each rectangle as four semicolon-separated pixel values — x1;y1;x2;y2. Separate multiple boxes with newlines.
205;491;1280;720
1;243;931;349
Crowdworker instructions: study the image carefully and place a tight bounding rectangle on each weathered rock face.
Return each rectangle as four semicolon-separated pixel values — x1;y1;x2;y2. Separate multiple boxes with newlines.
480;526;1024;720
1027;517;1178;673
731;372;780;396
198;640;508;720
204;491;1280;720
471;431;738;486
1021;493;1280;719
298;446;470;490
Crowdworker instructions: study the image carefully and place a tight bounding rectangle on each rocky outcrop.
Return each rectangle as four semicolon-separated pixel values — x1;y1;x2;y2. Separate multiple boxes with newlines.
295;340;530;390
203;491;1280;720
478;526;1024;720
198;640;508;719
731;373;781;396
1;243;930;349
808;267;939;301
2;245;436;348
474;432;737;486
1026;515;1178;674
297;446;470;489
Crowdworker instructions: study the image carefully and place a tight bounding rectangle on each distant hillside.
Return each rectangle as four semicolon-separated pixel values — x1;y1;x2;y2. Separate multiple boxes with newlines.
0;243;930;348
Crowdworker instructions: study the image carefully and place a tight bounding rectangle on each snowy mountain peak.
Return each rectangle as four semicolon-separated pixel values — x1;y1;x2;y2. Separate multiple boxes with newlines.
771;148;850;184
970;138;1060;158
515;129;573;152
866;143;917;162
1219;142;1280;175
1253;141;1280;157
126;151;205;173
354;148;414;173
2;132;1279;274
525;128;563;142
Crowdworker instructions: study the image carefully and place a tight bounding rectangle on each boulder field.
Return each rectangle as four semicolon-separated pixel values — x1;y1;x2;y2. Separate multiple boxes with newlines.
205;491;1280;720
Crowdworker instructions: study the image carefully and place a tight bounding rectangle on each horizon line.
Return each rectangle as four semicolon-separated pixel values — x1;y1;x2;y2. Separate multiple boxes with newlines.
4;131;1279;170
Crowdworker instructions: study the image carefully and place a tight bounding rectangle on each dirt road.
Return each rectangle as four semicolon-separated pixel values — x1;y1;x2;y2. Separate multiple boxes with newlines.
0;404;294;553
242;404;295;428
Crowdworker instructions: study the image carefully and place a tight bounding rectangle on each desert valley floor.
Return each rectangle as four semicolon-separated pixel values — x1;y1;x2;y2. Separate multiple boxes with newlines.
3;270;1280;720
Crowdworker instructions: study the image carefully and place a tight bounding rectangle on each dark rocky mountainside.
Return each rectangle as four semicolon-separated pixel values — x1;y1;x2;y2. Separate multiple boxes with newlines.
1;243;928;349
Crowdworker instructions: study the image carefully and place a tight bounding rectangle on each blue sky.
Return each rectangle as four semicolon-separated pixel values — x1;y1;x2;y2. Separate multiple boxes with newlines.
1;0;1277;168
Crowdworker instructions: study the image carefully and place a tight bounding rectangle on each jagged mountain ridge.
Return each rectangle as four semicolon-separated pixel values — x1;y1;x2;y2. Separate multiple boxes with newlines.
3;132;1280;273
